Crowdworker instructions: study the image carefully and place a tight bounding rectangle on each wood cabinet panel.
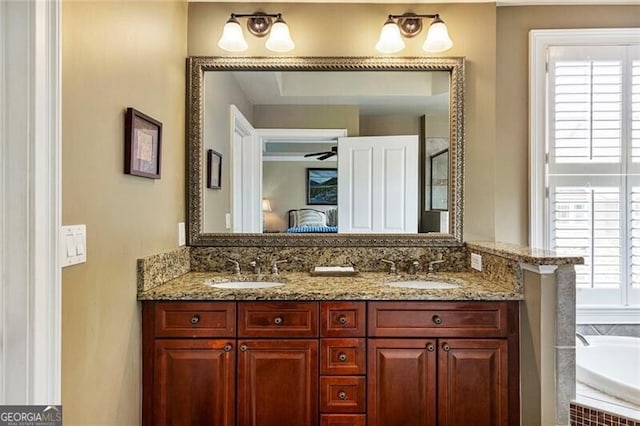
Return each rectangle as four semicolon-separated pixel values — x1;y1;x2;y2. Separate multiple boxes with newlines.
153;301;235;338
238;302;318;338
237;339;318;426
320;414;366;426
153;339;235;426
368;301;507;338
438;339;509;426
367;339;437;426
320;376;366;413
320;338;366;376
320;302;366;337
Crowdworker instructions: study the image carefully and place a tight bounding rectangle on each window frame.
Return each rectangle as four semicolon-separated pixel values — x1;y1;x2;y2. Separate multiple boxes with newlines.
529;28;640;324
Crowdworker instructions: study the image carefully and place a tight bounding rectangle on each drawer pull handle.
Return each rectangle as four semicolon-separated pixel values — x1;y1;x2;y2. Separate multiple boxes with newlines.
432;315;442;325
337;315;347;325
240;344;248;352
190;315;200;325
337;391;347;400
426;343;435;352
442;343;450;352
338;353;347;362
224;344;232;352
274;317;283;325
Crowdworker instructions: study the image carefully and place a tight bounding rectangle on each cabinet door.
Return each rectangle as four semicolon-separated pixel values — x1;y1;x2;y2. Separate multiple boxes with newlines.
153;339;235;426
238;339;318;426
367;339;437;426
438;339;509;426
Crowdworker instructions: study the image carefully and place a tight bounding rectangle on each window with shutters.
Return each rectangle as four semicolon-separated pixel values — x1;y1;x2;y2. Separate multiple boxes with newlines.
542;40;640;312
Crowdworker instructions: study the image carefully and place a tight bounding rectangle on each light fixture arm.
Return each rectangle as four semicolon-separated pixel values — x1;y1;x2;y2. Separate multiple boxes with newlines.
227;12;284;37
386;13;441;38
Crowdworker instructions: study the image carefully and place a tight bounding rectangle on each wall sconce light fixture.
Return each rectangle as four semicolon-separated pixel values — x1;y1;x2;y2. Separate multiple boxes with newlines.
376;13;453;54
218;12;295;53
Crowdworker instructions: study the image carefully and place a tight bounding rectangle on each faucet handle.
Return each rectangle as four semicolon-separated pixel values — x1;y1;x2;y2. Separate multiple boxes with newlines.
381;259;397;275
271;259;287;275
226;258;241;275
427;258;446;274
408;260;420;275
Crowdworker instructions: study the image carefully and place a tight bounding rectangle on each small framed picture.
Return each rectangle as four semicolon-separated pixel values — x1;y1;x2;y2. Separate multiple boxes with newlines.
307;168;337;205
207;149;222;189
124;107;162;179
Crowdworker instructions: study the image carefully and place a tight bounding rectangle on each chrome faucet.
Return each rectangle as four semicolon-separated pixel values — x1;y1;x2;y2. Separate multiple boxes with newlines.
249;258;262;274
576;332;590;346
427;258;445;275
226;258;241;275
271;259;288;275
381;259;397;275
408;260;420;275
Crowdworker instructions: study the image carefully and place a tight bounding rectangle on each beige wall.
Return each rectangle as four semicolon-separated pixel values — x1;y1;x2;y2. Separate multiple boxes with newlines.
61;1;187;424
359;114;421;137
188;2;497;241
495;5;640;245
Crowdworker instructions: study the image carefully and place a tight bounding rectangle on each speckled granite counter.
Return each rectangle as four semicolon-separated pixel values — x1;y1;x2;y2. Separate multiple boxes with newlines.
137;271;522;301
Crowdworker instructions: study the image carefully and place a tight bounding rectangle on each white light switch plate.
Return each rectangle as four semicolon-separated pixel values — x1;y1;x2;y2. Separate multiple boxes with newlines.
178;222;186;246
471;253;482;271
61;224;86;267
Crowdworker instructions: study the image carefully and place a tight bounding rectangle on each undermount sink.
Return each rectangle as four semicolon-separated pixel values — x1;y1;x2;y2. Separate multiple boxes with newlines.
386;280;461;290
207;281;285;289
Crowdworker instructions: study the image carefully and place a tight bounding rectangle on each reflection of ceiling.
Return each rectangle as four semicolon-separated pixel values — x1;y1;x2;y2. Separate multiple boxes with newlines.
230;71;450;116
263;140;337;161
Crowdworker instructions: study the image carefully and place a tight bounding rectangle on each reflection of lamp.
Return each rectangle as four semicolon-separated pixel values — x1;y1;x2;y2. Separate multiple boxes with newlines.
262;198;272;212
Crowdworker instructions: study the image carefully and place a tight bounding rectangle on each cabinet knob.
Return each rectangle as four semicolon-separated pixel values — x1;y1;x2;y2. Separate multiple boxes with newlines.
337;315;347;325
224;344;232;352
338;353;347;362
190;315;200;325
337;391;347;400
442;343;450;352
426;343;435;352
240;344;248;352
432;315;442;325
274;317;283;325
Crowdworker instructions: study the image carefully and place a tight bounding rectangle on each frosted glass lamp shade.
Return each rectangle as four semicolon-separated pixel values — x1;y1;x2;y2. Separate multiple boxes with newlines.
422;18;453;53
218;18;248;52
375;20;405;54
265;18;294;52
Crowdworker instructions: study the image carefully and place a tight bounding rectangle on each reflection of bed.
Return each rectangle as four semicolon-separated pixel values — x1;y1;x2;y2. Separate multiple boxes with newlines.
286;208;338;233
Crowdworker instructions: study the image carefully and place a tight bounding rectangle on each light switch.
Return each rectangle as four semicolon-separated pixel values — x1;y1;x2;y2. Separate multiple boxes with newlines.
225;213;231;229
61;224;87;267
178;222;186;246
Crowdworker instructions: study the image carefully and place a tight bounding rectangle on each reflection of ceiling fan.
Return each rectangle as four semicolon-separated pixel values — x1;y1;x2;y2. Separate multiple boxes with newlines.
304;146;337;161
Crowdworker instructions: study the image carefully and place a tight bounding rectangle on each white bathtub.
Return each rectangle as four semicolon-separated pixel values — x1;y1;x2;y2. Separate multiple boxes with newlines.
576;335;640;406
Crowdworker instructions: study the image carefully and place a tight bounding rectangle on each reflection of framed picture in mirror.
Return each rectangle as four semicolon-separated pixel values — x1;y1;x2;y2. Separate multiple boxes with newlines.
430;149;449;211
124;107;162;179
307;168;337;205
207;149;222;189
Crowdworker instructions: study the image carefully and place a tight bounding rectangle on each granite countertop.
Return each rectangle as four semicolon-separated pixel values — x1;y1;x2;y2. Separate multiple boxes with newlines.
137;271;522;301
467;241;584;265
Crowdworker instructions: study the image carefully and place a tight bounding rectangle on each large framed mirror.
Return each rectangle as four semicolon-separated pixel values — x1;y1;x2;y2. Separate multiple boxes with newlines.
187;57;464;246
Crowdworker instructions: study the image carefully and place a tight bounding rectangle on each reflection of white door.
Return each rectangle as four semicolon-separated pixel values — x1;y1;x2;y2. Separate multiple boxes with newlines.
230;105;261;232
337;135;418;233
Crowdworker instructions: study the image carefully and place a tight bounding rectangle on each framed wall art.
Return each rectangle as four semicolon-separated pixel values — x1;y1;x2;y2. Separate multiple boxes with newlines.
306;168;337;205
207;149;222;189
124;107;162;179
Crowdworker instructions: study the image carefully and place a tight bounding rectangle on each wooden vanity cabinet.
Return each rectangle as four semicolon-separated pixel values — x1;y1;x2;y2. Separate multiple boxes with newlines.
143;300;519;426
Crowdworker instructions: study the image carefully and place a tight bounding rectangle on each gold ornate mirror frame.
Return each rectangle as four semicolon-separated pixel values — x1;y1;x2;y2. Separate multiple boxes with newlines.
186;56;465;247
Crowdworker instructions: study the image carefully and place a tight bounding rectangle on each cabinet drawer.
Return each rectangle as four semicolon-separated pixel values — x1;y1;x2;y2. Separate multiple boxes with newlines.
321;414;366;426
238;302;318;338
368;301;507;338
320;302;366;337
153;302;235;338
320;376;366;413
320;338;366;375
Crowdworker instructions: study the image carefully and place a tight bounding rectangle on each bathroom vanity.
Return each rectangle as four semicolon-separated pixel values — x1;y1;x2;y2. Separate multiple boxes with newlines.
140;272;521;426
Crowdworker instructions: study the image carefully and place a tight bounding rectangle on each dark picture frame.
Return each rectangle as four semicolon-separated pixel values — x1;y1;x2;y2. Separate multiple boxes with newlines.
124;107;162;179
207;149;222;189
430;148;449;211
306;168;337;205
